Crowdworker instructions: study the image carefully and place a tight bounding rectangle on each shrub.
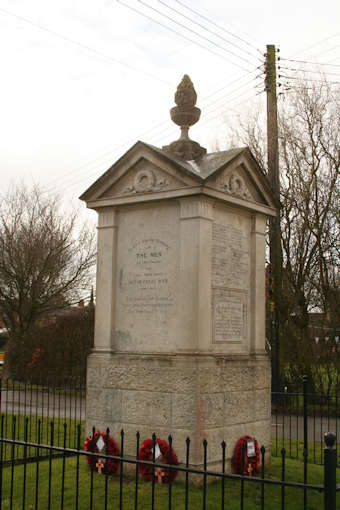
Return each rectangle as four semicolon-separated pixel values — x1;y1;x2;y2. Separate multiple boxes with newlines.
5;307;94;384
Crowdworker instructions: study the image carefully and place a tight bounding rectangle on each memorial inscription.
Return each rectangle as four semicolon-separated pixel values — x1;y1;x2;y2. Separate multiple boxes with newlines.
212;222;249;342
212;223;249;290
213;290;247;342
122;238;176;316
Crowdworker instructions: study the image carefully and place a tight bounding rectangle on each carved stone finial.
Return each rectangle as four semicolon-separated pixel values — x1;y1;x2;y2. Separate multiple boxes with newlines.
162;75;206;161
174;75;197;106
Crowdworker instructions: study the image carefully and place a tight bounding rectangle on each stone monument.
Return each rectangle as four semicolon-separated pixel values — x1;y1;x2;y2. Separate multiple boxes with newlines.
80;75;276;470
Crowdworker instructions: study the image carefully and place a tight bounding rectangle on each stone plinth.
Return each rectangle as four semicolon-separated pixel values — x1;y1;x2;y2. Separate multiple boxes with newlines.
86;351;271;469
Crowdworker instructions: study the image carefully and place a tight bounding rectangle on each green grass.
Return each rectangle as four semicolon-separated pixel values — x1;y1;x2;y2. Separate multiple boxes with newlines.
0;414;84;461
271;436;340;466
1;417;339;508
0;379;85;398
1;455;339;509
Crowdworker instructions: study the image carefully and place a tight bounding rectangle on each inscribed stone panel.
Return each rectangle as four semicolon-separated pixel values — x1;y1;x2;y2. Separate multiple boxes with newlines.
115;202;179;352
211;222;249;290
211;209;250;344
212;289;247;342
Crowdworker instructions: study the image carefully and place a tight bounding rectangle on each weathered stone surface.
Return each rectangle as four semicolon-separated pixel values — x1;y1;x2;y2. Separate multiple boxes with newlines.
122;390;171;427
85;352;271;466
254;389;271;421
86;388;121;422
106;361;198;393
172;393;196;428
224;391;254;426
254;362;271;389
118;422;193;459
198;427;226;464
198;393;224;429
82;85;275;468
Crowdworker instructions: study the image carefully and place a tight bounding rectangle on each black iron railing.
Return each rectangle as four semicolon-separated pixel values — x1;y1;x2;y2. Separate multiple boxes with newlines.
0;418;338;510
1;375;340;468
272;379;340;466
0;377;85;460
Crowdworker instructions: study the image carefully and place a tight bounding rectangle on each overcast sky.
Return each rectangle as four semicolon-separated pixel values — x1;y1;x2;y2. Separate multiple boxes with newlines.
1;0;339;215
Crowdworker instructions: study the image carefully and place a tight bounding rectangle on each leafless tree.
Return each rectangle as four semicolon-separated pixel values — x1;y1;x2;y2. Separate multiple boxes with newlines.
0;184;96;337
226;78;340;391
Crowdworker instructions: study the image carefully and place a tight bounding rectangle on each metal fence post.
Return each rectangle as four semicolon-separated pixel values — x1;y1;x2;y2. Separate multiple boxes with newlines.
324;432;336;510
302;375;308;509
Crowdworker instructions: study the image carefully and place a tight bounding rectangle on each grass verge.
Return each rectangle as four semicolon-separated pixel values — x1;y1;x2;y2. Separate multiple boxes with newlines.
0;414;84;461
272;436;340;466
1;455;339;510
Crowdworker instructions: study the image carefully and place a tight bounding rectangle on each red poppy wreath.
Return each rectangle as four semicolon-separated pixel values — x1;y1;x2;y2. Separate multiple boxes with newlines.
233;435;260;476
84;430;120;475
138;438;178;483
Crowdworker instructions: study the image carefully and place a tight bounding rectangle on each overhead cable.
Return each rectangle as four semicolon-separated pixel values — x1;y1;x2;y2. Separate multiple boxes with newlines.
290;31;340;58
155;0;261;61
279;66;340;77
117;0;252;72
312;44;340;59
173;0;263;55
280;75;340;85
280;58;340;68
47;69;261;188
0;6;173;86
136;0;256;67
54;85;263;194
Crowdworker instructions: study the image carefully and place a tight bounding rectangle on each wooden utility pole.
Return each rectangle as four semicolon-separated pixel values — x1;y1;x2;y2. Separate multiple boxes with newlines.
265;44;281;392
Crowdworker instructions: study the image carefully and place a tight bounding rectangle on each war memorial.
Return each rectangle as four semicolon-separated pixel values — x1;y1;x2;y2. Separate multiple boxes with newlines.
80;75;276;470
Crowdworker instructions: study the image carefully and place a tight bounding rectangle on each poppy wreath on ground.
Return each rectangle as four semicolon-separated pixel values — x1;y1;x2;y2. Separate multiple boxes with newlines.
84;430;120;475
138;438;179;483
233;435;260;476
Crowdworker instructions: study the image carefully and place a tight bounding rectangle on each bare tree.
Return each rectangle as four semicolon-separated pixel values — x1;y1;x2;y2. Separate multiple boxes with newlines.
0;185;96;337
226;78;340;392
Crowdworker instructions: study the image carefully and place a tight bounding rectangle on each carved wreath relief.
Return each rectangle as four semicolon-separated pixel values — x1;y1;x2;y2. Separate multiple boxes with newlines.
124;169;168;194
218;172;252;200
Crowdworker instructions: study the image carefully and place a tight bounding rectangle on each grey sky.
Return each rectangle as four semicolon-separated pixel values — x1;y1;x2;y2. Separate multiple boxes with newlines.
1;0;339;214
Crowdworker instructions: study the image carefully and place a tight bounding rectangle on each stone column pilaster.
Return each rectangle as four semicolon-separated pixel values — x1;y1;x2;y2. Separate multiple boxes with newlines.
178;197;214;352
250;213;267;354
93;207;118;352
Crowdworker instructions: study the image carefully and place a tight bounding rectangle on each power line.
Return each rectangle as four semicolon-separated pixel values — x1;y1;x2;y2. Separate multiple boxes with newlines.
280;75;340;85
280;58;340;68
54;84;263;195
0;5;173;87
54;77;263;191
312;44;340;59
74;90;261;190
117;0;253;72
325;55;340;65
47;69;261;189
201;93;262;134
200;77;264;115
136;0;258;67
155;0;261;61
290;31;340;58
46;119;169;188
172;0;263;55
279;66;340;77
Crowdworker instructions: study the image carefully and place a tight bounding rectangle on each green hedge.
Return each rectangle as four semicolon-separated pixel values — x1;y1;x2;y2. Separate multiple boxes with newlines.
5;307;94;383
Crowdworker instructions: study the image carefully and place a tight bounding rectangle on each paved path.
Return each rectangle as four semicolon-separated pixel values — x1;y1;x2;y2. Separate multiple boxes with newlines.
271;414;339;441
0;389;85;420
2;389;339;444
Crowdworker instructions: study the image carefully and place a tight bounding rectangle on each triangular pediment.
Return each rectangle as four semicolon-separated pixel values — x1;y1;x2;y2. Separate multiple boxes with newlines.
80;141;201;204
100;158;190;199
80;141;276;214
204;149;275;209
